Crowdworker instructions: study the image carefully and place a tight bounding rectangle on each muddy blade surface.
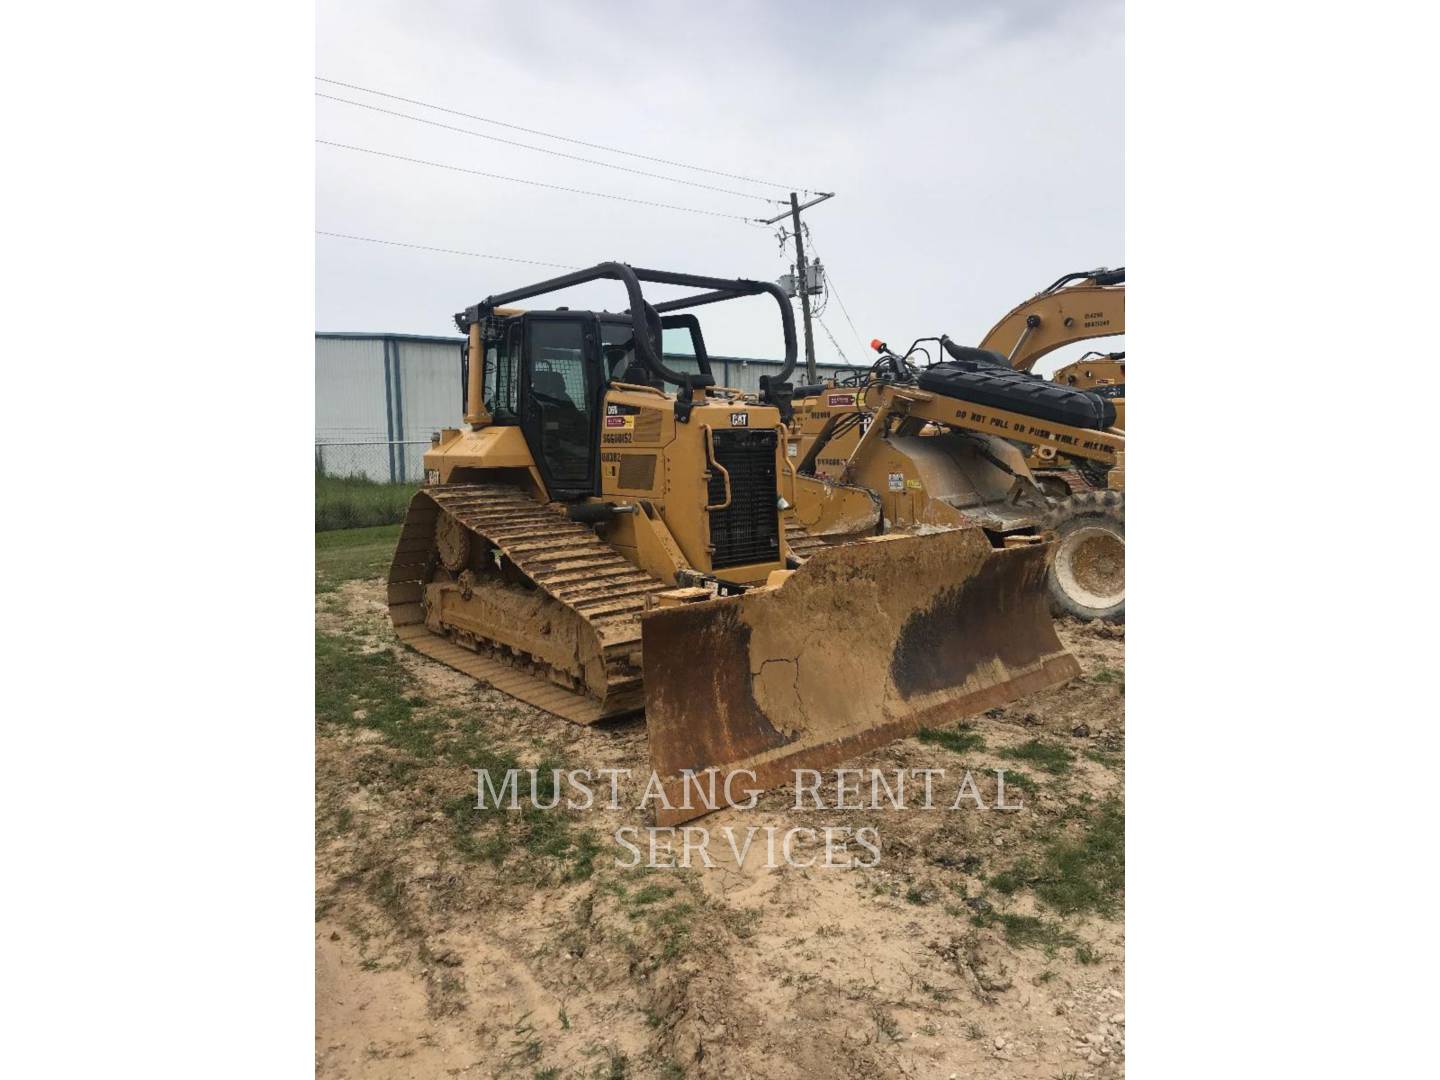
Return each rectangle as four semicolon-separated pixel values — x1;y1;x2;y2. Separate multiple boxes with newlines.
642;529;1080;825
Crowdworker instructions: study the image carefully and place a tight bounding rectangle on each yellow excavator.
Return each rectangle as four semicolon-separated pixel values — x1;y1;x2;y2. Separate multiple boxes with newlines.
388;263;1079;823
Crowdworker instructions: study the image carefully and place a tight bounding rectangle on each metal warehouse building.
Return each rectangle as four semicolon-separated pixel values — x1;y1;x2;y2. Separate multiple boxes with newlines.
315;331;861;483
315;333;467;484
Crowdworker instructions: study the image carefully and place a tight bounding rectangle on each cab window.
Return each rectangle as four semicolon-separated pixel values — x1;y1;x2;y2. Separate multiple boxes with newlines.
483;321;521;421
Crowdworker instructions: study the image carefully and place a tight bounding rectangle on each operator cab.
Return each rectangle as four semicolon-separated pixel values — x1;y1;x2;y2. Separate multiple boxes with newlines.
469;308;715;500
455;263;798;505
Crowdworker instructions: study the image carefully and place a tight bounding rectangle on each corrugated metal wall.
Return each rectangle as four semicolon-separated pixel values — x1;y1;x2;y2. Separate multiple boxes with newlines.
315;336;388;443
394;338;466;481
699;356;860;392
316;333;464;483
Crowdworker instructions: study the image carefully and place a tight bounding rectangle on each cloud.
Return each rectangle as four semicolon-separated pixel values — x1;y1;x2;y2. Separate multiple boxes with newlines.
317;0;1122;374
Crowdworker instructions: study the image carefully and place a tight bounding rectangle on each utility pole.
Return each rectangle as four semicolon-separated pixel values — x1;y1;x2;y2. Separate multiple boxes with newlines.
789;193;817;383
761;191;834;383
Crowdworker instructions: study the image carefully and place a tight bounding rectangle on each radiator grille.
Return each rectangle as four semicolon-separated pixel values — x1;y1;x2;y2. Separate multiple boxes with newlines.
707;429;780;570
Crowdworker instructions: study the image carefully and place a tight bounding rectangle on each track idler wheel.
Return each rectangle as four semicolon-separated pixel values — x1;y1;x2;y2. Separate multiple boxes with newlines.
435;511;471;572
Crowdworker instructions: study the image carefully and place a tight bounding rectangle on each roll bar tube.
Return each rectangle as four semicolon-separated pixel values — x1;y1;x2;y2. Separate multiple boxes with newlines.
454;262;797;392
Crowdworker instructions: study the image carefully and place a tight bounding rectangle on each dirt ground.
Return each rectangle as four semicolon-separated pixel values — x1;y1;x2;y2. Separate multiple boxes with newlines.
316;570;1124;1079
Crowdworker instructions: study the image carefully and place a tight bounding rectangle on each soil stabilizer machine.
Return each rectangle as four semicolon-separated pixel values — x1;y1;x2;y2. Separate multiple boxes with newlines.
388;263;1079;823
979;267;1126;495
786;331;1125;622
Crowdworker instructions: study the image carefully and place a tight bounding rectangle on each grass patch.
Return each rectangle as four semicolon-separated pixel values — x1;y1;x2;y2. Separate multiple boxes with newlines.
317;629;599;881
315;630;440;755
630;883;676;907
443;781;601;883
988;864;1033;896
611;875;703;967
1084;748;1122;769
995;768;1036;794
1089;666;1124;687
916;725;986;754
316;474;417;531
650;900;696;962
871;1006;902;1042
999;739;1075;775
995;913;1076;950
966;906;1076;953
316;523;403;591
1033;797;1124;915
982;797;1124;916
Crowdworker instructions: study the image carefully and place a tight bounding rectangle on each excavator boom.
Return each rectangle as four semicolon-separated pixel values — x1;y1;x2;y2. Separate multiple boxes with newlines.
979;267;1125;373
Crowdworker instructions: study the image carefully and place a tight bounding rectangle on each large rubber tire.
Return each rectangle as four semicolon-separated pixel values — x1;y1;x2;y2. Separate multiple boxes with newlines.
1044;491;1125;623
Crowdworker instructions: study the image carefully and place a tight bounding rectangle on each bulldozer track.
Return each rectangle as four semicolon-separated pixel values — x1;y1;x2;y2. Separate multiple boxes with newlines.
387;484;671;724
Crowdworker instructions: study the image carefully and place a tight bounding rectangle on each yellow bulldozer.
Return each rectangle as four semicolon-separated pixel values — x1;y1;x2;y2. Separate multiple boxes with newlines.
388;263;1079;823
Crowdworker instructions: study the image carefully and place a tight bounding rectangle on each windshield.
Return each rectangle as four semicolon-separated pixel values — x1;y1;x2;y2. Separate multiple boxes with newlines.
600;316;712;388
599;319;637;382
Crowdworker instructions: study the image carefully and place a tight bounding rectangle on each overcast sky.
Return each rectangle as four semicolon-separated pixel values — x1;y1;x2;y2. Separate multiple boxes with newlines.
316;0;1122;376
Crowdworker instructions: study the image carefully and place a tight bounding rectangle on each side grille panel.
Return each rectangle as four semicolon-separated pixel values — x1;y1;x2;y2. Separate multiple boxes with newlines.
618;452;657;490
708;429;781;570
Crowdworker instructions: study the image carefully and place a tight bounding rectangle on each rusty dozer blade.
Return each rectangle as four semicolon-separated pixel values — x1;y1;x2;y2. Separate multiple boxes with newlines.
641;528;1080;826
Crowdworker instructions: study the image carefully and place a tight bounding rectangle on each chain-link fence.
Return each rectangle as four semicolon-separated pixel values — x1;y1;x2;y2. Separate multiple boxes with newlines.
314;440;432;485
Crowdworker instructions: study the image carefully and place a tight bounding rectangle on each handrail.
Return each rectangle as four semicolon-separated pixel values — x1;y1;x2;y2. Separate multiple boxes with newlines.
608;380;670;399
701;425;732;511
775;424;798;505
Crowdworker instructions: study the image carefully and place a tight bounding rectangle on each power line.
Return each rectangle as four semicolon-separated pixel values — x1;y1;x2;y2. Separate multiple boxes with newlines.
316;231;581;270
827;274;867;356
317;140;759;221
815;314;851;364
803;228;867;356
317;76;811;194
317;92;783;204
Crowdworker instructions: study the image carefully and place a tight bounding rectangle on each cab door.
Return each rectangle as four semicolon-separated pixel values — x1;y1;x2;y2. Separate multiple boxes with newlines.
520;315;600;499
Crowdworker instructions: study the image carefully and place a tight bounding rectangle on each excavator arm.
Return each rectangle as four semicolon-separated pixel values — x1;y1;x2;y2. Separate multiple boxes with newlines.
979;267;1125;373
